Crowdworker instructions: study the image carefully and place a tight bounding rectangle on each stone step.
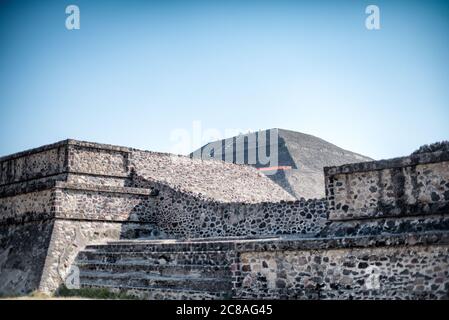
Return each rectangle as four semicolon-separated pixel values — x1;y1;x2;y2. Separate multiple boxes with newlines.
76;262;231;278
80;283;230;300
85;243;236;253
76;250;230;266
85;236;280;253
237;288;448;300
79;272;232;292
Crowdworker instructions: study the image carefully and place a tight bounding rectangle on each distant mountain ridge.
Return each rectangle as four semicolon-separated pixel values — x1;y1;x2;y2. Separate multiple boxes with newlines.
191;128;373;199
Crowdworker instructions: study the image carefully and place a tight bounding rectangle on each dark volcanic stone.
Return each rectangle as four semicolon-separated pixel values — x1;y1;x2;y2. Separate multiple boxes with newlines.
275;279;286;288
358;262;369;269
431;192;440;202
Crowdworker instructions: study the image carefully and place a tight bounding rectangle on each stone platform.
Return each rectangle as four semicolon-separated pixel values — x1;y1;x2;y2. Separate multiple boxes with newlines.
74;231;449;299
1;139;449;299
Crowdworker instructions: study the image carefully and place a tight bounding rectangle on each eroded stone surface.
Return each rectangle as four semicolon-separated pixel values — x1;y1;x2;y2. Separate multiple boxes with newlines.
326;153;449;220
0;139;448;299
237;244;449;299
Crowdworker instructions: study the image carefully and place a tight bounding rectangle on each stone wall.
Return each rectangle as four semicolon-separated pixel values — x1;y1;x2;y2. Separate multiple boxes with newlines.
0;140;132;196
0;189;54;224
68;142;130;177
0;220;54;295
0;143;67;185
154;193;326;239
0;139;324;295
1;139;449;298
52;179;328;239
325;150;449;221
66;173;127;187
54;183;156;223
38;219;157;293
228;148;449;300
0;140;134;295
233;233;449;299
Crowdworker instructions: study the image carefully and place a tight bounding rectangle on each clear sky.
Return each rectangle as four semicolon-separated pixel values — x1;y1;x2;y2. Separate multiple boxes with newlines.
1;0;448;160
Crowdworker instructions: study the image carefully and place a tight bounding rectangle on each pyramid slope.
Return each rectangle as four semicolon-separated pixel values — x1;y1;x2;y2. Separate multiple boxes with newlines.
191;128;372;199
132;150;296;203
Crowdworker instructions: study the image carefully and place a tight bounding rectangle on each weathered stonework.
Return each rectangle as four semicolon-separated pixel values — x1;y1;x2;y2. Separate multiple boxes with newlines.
0;189;54;224
54;183;156;222
0;220;54;295
1;139;449;299
127;176;327;238
130;150;295;203
38;219;160;293
325;152;449;220
0;144;67;185
234;235;449;299
0;140;304;294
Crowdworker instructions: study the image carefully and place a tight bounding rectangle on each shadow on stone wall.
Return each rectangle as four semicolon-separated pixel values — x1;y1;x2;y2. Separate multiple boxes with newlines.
122;169;328;240
119;169;168;240
0;220;54;296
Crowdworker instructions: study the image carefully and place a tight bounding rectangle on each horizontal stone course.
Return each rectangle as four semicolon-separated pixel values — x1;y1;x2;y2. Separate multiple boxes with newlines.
0;189;55;225
86;231;449;253
82;283;229;300
77;263;231;278
324;149;449;176
0;146;67;186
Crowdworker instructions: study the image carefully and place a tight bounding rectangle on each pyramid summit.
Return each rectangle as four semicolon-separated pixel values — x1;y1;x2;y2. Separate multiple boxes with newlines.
191;128;373;199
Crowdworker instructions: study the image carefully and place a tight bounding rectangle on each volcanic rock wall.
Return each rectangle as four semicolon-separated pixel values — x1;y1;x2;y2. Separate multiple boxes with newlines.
1;139;448;298
233;234;449;299
325;151;449;220
231;149;449;299
0;139;322;295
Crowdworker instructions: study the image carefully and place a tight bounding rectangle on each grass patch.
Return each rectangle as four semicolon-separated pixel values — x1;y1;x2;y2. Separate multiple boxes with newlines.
56;285;138;300
29;291;53;299
0;291;59;300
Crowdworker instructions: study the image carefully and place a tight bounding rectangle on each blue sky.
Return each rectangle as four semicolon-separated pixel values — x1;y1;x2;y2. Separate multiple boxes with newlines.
1;0;448;160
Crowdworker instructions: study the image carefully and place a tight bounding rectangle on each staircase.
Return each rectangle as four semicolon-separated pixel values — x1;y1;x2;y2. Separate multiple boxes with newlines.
75;238;240;300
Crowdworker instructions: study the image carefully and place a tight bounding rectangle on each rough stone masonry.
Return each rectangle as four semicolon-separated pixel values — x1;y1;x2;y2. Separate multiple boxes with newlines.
0;139;448;299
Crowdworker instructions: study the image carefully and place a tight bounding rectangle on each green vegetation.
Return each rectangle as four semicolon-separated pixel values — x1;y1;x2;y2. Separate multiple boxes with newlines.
412;141;449;155
56;285;138;300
